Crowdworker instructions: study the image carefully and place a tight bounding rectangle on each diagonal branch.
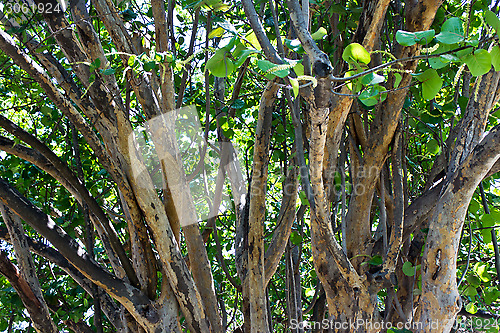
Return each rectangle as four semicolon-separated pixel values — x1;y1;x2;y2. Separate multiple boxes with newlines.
241;0;282;63
264;164;299;286
0;250;57;333
0;178;160;330
0;118;139;287
248;81;279;332
0;28;126;198
0;226;125;331
0;205;58;333
286;0;331;77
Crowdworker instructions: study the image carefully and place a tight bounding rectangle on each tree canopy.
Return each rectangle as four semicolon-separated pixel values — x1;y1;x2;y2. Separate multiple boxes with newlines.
0;0;500;332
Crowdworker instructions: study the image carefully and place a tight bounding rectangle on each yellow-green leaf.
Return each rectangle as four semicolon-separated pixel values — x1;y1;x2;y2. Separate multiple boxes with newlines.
208;27;224;39
290;77;299;98
485;10;500;36
294;63;304;76
414;69;443;100
311;27;327;40
342;43;371;64
491;45;500;71
206;49;235;77
463;49;492;77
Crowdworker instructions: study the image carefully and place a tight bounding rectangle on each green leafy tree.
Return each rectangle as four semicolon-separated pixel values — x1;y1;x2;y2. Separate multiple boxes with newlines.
0;0;499;332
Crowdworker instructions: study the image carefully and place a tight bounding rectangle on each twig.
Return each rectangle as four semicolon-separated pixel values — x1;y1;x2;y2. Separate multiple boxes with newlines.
457;219;472;288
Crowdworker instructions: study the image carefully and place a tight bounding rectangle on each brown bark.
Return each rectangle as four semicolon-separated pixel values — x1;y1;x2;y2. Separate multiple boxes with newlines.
264;164;299;286
0;226;126;331
0;251;57;333
0;206;58;333
0;179;162;331
417;124;500;332
248;81;279;332
345;0;443;259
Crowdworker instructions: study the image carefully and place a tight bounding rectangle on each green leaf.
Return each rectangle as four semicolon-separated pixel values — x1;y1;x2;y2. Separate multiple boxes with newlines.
402;261;417;276
276;124;285;134
342;43;371;64
456;48;473;59
208;26;224;38
484;287;500;305
212;2;230;11
40;105;52;115
143;61;156;71
290;77;299;98
396;30;435;46
221;36;238;51
206;49;235;77
469;198;481;217
414;30;435;44
463;49;491;77
368;255;383;266
290;231;303;245
245;31;261;50
481;209;500;229
474;262;492;282
358;85;387;106
394;73;402;88
294;63;304;76
257;60;290;78
426;138;440;154
128;55;136;67
463;284;478;297
465;39;480;47
230;99;245;109
101;68;116;75
361;72;385;86
440;54;460;62
311;27;327;40
233;49;258;67
284;38;305;53
465;302;478;314
396;30;418;46
414;69;443;100
466;274;482;287
344;70;362;92
299;191;310;206
429;43;456;69
485;10;500;36
435;17;464;44
490;46;500;71
89;58;101;72
121;8;137;21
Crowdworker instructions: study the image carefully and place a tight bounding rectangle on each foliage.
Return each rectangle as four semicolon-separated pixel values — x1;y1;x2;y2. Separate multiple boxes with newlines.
0;0;499;331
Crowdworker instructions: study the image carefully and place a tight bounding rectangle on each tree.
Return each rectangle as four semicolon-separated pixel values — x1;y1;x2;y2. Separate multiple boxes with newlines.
0;0;499;332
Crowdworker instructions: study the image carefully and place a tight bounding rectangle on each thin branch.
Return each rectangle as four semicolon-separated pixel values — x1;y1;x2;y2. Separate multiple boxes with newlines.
457;219;473;288
328;37;497;83
0;178;159;330
241;0;282;63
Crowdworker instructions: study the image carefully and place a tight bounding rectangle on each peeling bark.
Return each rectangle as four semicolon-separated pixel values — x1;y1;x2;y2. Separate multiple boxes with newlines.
248;81;279;333
0;205;58;333
417;124;500;332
